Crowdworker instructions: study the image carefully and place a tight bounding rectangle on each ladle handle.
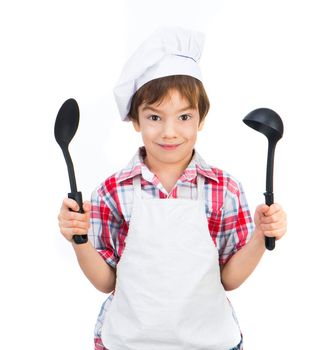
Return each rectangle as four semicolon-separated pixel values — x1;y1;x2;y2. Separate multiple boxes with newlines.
264;191;276;250
68;191;88;244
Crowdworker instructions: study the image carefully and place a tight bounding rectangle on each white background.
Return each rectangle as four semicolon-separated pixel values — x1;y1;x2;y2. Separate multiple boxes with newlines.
1;0;330;349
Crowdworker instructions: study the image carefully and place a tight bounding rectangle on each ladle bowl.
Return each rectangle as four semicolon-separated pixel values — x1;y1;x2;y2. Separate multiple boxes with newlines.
243;108;283;142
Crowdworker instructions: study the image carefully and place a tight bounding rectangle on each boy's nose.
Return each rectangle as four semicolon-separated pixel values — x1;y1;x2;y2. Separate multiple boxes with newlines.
161;120;178;138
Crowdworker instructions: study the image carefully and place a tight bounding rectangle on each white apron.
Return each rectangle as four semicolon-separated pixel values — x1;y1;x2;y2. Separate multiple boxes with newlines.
101;175;241;350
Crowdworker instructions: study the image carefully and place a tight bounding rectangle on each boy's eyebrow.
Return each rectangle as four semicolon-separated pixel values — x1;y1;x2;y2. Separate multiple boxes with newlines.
142;105;194;113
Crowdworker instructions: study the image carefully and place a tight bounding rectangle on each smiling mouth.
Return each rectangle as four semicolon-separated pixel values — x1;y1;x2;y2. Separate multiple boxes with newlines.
158;143;183;150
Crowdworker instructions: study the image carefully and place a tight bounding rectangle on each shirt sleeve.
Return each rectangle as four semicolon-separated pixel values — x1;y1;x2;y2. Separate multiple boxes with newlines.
88;183;122;269
219;180;254;266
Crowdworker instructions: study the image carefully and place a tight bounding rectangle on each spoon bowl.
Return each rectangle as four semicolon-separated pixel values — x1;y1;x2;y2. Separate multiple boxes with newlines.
54;98;80;149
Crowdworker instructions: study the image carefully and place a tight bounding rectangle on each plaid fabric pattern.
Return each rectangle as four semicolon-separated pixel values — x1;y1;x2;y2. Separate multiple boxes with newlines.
89;146;253;349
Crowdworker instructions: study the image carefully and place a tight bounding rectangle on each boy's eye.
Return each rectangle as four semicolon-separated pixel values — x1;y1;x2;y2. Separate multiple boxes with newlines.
148;115;161;121
179;114;191;121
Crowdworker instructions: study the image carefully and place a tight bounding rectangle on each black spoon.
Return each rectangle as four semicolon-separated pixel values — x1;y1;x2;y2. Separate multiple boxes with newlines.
54;98;88;244
243;108;284;250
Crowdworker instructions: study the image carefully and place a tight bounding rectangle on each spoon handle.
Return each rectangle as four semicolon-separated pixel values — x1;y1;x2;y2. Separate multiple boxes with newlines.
264;191;275;250
68;191;88;244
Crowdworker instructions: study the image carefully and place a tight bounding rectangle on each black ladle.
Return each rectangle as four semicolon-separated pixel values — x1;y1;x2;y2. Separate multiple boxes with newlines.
243;108;284;250
54;98;88;244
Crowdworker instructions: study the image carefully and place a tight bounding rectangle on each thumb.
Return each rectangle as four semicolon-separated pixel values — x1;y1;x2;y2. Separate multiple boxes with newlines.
256;204;270;216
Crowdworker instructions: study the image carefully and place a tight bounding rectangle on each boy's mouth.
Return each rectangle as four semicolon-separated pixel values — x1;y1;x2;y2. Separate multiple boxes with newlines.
158;143;183;150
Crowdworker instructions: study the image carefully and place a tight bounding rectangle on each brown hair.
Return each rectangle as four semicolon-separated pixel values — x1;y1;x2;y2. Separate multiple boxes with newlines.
128;75;210;125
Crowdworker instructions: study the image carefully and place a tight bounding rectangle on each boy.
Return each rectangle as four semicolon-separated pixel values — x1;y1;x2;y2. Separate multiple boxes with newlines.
58;27;287;350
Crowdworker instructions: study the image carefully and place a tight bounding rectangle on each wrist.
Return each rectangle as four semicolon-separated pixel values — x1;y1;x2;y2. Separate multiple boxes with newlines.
72;239;92;252
251;229;266;249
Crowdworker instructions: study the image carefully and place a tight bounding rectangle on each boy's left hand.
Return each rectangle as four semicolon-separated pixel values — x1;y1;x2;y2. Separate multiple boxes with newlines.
253;203;287;242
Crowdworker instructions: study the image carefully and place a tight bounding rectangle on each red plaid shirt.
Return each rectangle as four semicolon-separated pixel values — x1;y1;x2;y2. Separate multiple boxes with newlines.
89;147;254;267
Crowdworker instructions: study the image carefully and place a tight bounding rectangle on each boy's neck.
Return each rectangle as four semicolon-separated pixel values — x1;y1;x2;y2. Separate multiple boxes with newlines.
145;157;187;178
143;150;194;188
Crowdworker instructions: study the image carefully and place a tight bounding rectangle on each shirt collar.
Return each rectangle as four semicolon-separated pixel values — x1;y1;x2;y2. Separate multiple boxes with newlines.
117;146;219;184
185;150;219;183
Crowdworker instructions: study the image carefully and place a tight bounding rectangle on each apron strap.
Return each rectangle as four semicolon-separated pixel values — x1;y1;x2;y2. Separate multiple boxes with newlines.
132;176;142;198
197;174;205;201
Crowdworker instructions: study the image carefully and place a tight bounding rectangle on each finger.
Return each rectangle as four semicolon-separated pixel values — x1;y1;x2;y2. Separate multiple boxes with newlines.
59;218;90;231
61;198;80;213
261;211;286;224
65;207;90;220
256;204;270;216
65;225;89;234
61;227;90;237
263;203;282;216
260;221;285;232
264;227;287;240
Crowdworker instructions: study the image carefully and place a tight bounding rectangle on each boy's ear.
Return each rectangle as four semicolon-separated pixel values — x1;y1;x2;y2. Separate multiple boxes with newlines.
198;119;205;131
132;119;141;132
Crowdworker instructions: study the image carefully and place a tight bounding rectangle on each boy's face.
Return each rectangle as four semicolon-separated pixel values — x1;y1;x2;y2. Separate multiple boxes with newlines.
132;89;204;172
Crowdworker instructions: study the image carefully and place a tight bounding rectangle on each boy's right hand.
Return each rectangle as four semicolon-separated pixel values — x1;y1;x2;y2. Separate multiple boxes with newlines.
58;198;91;242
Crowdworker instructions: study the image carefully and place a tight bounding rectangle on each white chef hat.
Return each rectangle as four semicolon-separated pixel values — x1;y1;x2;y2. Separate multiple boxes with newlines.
113;26;205;121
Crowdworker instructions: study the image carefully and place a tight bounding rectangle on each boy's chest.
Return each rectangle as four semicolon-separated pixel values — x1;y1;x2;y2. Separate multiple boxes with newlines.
118;179;223;226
